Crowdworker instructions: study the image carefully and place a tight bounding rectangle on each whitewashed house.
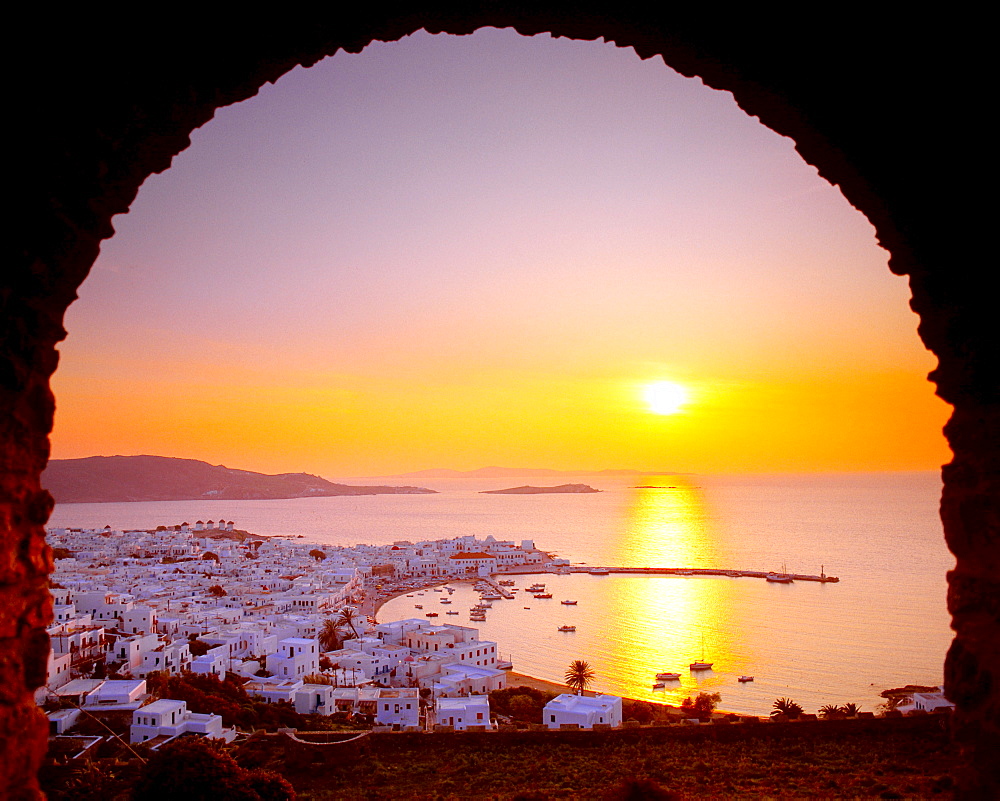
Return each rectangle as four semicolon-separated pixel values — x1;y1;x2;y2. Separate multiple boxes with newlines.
294;683;335;715
543;694;623;729
375;688;420;729
266;637;319;680
435;695;492;730
130;698;235;745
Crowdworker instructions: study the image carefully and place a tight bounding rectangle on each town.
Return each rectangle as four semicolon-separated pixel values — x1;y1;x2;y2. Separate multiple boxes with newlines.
42;520;624;751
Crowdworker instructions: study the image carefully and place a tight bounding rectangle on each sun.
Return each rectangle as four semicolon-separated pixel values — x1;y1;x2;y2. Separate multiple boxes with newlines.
643;381;689;415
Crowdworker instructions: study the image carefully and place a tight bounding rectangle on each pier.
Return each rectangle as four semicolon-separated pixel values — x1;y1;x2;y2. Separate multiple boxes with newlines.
500;566;839;583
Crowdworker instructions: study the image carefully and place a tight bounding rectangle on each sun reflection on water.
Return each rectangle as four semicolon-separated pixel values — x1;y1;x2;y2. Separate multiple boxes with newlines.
607;479;742;704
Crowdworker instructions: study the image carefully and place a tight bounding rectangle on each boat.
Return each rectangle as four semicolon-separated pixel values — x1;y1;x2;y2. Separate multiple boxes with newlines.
534;593;553;599
557;625;576;632
527;583;546;592
655;672;681;681
440;599;451;604
590;568;610;575
446;610;459;615
561;599;577;605
652;681;666;690
425;612;439;617
470;615;486;622
767;563;794;583
414;604;423;609
690;636;713;670
738;675;754;682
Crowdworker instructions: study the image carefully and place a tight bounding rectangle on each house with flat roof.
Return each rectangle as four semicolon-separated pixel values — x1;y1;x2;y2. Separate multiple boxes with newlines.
543;694;623;729
435;695;491;731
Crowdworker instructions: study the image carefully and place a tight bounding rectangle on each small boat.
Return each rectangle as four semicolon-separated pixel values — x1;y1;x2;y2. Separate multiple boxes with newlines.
425;612;439;617
446;610;459;615
440;599;451;604
561;599;577;605
534;593;553;599
738;675;754;682
557;625;576;632
527;584;546;592
690;636;713;670
766;563;793;583
470;615;486;622
590;568;610;575
414;604;423;609
523;606;531;609
652;681;666;690
655;672;682;681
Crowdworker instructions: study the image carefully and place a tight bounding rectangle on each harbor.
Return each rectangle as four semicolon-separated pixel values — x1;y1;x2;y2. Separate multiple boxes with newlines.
500;565;840;583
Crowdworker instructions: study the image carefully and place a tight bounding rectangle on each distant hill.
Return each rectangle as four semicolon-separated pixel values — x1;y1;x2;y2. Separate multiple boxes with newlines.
43;456;437;503
481;484;601;494
387;466;660;479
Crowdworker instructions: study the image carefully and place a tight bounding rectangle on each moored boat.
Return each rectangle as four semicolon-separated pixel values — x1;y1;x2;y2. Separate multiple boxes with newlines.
561;599;577;605
655;671;681;681
557;625;576;632
738;675;754;682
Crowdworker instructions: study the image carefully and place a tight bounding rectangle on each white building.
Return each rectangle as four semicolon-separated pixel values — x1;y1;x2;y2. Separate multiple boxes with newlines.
435;695;491;730
543;694;623;729
266;637;319;680
130;698;235;745
375;688;420;729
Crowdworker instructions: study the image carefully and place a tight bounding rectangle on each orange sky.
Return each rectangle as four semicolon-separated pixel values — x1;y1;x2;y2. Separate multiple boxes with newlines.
50;29;951;478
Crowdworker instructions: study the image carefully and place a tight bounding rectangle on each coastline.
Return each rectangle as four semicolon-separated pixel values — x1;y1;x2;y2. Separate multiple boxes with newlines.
367;580;691;716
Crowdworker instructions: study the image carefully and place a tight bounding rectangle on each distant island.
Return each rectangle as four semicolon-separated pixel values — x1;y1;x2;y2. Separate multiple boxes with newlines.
480;483;601;495
385;466;662;479
43;455;437;504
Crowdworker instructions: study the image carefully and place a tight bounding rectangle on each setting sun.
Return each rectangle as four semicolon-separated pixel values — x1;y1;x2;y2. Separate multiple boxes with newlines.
643;381;690;415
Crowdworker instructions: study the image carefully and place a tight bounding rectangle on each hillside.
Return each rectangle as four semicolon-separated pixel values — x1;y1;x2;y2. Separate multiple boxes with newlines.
42;456;436;503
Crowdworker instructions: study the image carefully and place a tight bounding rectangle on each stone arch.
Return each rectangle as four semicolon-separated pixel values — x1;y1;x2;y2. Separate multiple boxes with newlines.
7;7;995;796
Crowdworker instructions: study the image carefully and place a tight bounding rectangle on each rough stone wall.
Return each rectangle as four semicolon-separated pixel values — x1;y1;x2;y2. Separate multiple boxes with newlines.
7;5;996;796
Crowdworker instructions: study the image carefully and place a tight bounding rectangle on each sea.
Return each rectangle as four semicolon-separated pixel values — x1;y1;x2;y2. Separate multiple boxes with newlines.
47;471;953;718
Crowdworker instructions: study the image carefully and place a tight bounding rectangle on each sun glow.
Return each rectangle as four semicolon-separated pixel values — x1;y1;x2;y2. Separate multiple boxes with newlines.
644;381;690;415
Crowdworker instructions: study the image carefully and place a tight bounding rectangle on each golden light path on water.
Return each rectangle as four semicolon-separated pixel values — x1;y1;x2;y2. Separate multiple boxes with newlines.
607;481;738;705
380;479;760;710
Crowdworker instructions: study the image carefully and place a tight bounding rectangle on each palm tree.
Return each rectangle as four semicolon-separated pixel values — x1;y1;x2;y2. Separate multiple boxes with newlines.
318;617;343;652
337;606;361;640
842;702;860;717
819;703;843;719
564;660;595;695
772;697;803;719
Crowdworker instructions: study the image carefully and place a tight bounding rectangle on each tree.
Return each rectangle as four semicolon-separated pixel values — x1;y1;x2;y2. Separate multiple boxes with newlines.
318;618;343;652
842;702;860;717
680;692;721;719
202;551;219;562
564;660;595;695
819;703;844;719
130;736;293;800
336;607;362;640
308;548;327;562
772;697;804;719
208;584;226;597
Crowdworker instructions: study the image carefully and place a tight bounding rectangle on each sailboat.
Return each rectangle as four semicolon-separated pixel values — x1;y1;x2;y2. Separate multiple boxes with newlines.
689;635;713;670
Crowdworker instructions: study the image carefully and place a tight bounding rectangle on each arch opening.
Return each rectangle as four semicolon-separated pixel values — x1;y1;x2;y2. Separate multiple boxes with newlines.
7;10;997;796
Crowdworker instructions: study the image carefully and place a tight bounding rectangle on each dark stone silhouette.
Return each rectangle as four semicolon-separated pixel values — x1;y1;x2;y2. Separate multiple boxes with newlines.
6;5;995;796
